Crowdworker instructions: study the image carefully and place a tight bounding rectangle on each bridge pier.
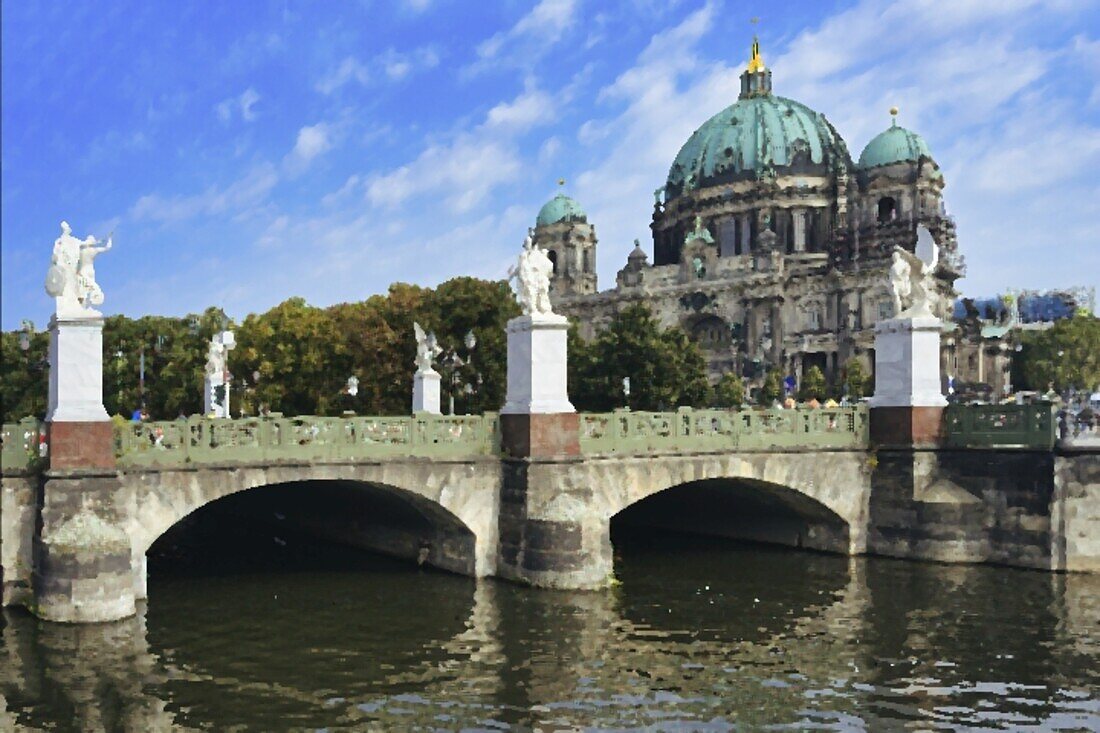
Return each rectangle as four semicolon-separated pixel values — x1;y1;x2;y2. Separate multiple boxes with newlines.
32;473;137;623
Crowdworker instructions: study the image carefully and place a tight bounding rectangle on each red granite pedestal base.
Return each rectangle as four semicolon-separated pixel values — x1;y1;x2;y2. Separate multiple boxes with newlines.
47;421;116;470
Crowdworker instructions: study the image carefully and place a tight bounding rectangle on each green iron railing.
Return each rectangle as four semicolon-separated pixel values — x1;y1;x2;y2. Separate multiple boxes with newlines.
115;413;501;468
1;418;45;473
579;406;869;456
944;403;1055;450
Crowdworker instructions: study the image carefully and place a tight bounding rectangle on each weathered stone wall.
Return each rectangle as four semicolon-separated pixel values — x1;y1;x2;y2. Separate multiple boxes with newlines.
497;450;872;589
868;450;1066;570
1;474;38;607
1052;450;1100;572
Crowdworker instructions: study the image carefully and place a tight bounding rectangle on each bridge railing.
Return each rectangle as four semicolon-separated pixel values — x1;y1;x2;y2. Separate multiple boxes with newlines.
115;413;500;467
1;418;45;473
944;404;1055;450
578;406;869;456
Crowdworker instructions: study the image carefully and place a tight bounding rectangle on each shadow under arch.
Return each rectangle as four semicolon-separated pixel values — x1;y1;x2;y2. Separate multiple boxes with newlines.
610;477;851;555
142;478;480;591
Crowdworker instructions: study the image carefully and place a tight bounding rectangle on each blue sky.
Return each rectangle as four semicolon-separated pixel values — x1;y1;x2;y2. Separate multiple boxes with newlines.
3;0;1099;330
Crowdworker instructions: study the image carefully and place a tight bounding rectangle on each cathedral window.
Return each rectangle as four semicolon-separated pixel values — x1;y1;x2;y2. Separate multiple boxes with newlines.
583;249;590;273
878;300;892;320
877;197;897;223
548;250;558;274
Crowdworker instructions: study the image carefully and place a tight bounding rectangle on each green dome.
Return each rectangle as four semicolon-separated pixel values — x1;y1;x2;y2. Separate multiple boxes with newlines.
665;94;850;199
536;193;587;227
858;123;933;169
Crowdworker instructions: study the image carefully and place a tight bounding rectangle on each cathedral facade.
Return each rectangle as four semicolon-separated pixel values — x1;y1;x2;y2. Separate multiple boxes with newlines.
534;38;968;395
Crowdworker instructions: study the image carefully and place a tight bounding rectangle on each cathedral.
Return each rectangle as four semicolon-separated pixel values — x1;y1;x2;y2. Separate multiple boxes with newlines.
533;37;967;394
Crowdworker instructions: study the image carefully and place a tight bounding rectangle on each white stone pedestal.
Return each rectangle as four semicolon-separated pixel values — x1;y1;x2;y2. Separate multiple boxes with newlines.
203;375;231;418
869;316;947;407
501;314;575;414
47;316;110;422
413;369;442;414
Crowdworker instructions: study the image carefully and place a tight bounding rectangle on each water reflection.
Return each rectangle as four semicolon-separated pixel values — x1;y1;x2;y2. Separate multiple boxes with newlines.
3;536;1098;730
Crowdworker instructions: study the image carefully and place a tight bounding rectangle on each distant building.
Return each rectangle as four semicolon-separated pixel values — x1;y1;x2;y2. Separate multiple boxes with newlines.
946;288;1095;398
536;36;963;395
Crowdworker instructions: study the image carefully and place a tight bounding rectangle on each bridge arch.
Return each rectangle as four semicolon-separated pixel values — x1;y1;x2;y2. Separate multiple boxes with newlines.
121;460;500;599
579;451;872;555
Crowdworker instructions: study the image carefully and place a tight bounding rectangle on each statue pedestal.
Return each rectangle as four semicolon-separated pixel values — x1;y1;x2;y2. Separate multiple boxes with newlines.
869;316;947;447
502;314;574;416
203;376;230;418
500;314;577;459
413;369;441;415
46;316;114;470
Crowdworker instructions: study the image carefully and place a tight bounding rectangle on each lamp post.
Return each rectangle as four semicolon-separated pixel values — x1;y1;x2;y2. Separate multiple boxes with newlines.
444;330;478;415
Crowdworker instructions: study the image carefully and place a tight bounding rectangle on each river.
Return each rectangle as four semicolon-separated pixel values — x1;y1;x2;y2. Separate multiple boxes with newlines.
2;527;1098;731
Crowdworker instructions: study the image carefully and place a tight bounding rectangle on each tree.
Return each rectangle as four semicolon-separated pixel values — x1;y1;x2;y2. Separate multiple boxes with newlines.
422;277;519;415
712;372;745;408
1016;313;1100;393
798;366;827;401
842;358;869;400
570;304;710;412
760;368;783;405
234;298;348;416
0;329;48;422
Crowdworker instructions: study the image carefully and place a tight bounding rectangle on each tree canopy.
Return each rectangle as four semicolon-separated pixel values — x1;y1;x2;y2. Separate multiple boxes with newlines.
569;304;710;412
1015;313;1100;393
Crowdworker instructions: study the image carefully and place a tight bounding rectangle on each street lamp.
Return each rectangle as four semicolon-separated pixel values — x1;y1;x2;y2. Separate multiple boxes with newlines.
444;330;478;415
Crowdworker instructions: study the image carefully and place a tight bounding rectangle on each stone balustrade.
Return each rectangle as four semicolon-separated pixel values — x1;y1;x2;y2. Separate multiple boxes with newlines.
113;413;500;467
579;406;869;455
3;404;1090;475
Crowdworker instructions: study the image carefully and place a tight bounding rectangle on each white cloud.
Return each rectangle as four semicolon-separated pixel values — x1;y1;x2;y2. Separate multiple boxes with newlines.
367;136;521;213
466;0;580;75
316;57;371;94
215;87;261;123
485;84;555;131
129;163;278;224
289;123;333;165
317;47;439;93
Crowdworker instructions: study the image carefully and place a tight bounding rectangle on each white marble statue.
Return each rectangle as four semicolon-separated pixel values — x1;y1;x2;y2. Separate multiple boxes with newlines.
508;231;555;316
204;333;234;379
46;221;111;318
887;249;912;316
888;235;939;319
76;231;112;307
413;322;441;372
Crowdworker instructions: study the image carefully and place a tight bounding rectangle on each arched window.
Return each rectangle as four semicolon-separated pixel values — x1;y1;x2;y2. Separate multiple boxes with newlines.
583;249;590;273
877;196;897;223
690;316;731;349
547;250;558;274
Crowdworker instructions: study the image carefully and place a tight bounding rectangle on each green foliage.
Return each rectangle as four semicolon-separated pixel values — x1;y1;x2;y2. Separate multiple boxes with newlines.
712;372;745;408
570;304;710;412
842;358;869;399
0;277;524;422
1016;313;1100;393
0;330;48;423
798;366;827;401
422;277;520;416
760;368;784;405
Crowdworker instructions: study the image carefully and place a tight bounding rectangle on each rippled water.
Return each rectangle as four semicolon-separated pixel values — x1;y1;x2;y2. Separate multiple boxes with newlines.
2;531;1098;731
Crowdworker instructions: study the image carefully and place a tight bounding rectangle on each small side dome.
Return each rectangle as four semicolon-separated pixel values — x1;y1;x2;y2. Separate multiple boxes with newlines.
859;118;933;169
628;239;648;261
536;193;587;227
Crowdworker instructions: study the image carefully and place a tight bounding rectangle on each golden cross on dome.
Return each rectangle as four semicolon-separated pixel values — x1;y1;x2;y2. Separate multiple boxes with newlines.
748;18;765;73
557;178;565;186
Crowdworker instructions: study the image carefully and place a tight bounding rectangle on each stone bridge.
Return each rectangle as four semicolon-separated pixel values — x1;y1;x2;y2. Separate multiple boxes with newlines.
2;404;1098;622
